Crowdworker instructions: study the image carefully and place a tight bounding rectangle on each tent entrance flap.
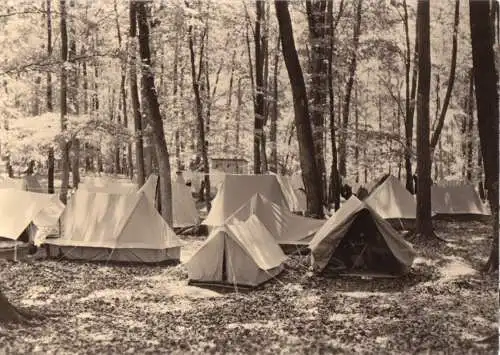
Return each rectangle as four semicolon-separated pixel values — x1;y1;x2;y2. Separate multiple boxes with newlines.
324;210;404;276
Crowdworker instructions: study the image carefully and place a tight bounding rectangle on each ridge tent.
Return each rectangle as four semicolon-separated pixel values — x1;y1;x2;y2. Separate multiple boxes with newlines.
226;193;324;246
80;176;138;194
309;196;416;277
45;189;182;263
186;215;287;288
172;174;200;228
431;184;490;219
0;176;23;190
203;174;289;227
0;189;64;260
142;174;200;228
290;172;305;191
138;174;159;206
365;175;417;230
22;175;45;193
272;173;307;213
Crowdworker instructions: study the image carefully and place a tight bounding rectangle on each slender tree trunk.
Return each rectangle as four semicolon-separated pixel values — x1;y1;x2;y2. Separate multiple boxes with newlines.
269;35;280;173
338;0;363;177
223;50;237;153
470;0;499;272
430;0;460;153
403;0;417;194
129;1;145;186
275;0;324;218
466;69;475;181
254;0;265;174
188;23;211;211
136;1;173;225
59;0;70;204
354;84;359;183
69;1;80;189
415;0;434;237
115;0;131;177
327;0;343;210
46;0;55;194
235;77;243;151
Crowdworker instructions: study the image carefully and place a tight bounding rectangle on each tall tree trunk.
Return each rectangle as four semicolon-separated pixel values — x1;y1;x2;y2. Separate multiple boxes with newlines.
235;77;243;151
254;0;265;174
59;0;70;204
430;0;460;153
415;0;434;237
466;69;475;181
46;0;55;194
129;0;145;186
269;35;280;173
403;0;417;194
354;84;359;182
115;0;132;177
470;0;499;272
326;0;343;210
338;0;363;177
223;50;237;153
306;0;328;198
275;0;324;218
188;23;211;211
69;1;80;189
136;1;173;225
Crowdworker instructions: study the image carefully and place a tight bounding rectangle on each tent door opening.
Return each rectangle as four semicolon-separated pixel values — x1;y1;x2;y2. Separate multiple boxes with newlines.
326;210;403;276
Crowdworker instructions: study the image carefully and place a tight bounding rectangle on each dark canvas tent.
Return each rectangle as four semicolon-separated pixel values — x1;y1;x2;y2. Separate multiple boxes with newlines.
309;196;416;277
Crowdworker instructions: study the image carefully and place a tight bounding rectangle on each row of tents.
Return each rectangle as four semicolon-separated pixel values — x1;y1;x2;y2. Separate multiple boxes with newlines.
0;173;491;288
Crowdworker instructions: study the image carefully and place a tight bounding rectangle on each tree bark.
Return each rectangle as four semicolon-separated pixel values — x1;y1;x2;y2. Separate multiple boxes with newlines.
327;0;344;210
254;0;265;174
46;0;55;194
466;69;474;181
136;1;173;226
306;0;328;197
115;0;132;178
275;0;324;218
235;77;243;151
415;0;434;237
69;1;80;189
403;0;417;194
338;0;363;178
188;23;211;211
430;0;459;154
470;0;499;272
59;0;70;205
129;1;145;186
269;35;280;174
223;50;237;153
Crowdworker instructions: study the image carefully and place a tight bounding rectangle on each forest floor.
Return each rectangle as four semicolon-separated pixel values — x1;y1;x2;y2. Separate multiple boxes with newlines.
0;220;498;354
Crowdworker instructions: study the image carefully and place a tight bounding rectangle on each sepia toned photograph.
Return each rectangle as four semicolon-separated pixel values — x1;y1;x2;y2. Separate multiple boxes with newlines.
0;0;498;353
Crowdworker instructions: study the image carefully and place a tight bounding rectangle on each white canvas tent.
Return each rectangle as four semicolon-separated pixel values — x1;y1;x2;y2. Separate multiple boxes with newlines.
172;174;200;228
0;189;64;260
226;193;324;246
309;196;416;277
0;176;23;190
80;176;138;194
0;188;64;241
272;174;307;213
141;174;200;228
365;175;416;229
431;184;490;218
45;189;182;263
203;174;288;227
186;215;287;287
